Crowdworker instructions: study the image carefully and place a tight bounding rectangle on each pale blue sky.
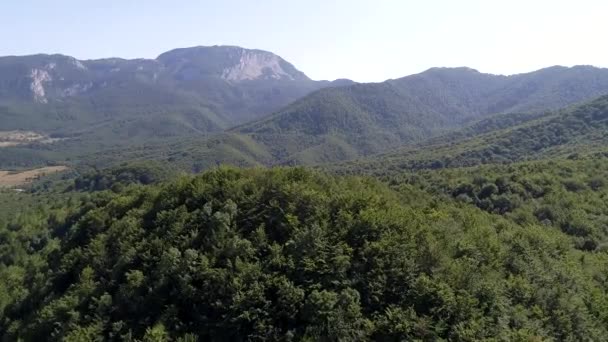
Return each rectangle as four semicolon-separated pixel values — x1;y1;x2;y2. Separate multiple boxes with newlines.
2;0;607;82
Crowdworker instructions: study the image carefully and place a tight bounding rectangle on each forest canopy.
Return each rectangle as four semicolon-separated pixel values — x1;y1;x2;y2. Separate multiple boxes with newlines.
1;166;607;341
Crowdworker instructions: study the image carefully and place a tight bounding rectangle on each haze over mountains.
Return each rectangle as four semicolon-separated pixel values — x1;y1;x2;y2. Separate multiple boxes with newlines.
2;45;608;171
327;94;608;176
0;46;349;139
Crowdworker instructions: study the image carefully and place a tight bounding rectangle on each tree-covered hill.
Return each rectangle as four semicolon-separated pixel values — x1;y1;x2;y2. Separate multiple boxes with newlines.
383;156;608;251
17;90;600;174
234;66;608;162
1;166;607;341
334;94;608;174
64;92;608;174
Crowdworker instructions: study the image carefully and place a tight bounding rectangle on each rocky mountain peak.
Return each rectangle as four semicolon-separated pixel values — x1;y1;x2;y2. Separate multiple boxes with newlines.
220;49;296;82
156;45;310;82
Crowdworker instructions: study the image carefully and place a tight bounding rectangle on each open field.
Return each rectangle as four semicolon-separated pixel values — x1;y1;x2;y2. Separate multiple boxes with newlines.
0;166;69;187
0;130;65;147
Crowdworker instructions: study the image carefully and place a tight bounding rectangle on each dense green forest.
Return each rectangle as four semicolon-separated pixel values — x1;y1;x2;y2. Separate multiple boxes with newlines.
1;165;608;341
384;157;608;251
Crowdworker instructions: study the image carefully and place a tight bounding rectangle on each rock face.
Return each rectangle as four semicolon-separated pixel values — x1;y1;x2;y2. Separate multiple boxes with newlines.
60;82;93;97
156;45;310;83
29;69;52;103
221;49;297;82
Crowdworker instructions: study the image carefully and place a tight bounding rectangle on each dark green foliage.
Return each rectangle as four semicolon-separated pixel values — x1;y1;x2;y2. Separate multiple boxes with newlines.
1;167;608;340
73;161;176;192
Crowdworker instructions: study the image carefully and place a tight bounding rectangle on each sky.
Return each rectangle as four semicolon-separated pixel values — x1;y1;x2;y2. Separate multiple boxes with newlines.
1;0;607;82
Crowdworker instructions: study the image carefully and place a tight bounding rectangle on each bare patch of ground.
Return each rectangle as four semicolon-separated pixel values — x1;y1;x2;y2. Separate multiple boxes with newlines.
0;166;69;188
0;131;65;147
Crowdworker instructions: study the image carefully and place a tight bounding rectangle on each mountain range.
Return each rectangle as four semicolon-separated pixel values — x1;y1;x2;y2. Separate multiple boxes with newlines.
0;45;350;139
234;65;608;163
2;45;608;171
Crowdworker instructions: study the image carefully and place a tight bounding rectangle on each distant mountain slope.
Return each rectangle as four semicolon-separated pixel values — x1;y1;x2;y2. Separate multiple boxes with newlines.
3;59;608;171
333;94;608;174
15;91;606;172
236;66;608;160
62;94;605;173
0;46;345;140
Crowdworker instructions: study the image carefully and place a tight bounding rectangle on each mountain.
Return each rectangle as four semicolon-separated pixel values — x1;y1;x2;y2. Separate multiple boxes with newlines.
0;46;344;139
235;66;608;163
333;94;608;175
38;85;608;173
3;61;608;171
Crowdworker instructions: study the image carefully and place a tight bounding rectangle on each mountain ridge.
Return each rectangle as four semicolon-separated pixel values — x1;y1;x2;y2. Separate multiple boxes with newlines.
0;45;354;144
232;65;608;165
3;48;608;171
330;94;608;175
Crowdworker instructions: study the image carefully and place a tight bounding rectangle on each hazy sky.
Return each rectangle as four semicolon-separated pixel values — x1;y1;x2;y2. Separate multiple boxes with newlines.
2;0;607;82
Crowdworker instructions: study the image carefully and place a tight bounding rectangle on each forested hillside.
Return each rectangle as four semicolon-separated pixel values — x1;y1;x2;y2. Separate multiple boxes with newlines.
385;157;608;249
45;92;608;174
3;91;608;341
1;166;608;341
334;94;608;174
233;66;608;162
3;64;608;170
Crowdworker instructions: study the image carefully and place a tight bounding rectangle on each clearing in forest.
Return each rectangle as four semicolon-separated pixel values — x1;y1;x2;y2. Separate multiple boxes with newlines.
0;166;69;187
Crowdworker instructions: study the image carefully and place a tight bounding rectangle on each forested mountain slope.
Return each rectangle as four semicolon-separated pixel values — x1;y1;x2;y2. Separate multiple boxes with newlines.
334;94;608;174
71;90;608;173
384;156;608;250
235;66;608;161
0;46;345;140
3;62;608;172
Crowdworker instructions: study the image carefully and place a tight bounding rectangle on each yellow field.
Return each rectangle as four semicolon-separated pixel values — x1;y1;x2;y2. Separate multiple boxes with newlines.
0;166;69;188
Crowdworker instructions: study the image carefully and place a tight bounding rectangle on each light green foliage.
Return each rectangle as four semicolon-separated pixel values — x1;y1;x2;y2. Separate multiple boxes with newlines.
383;157;608;252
